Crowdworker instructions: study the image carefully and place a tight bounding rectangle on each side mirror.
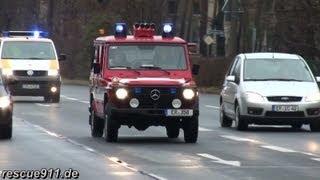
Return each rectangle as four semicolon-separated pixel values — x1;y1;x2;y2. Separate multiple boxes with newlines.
226;75;235;82
187;43;198;55
59;54;67;61
192;64;200;75
316;76;320;83
93;63;101;74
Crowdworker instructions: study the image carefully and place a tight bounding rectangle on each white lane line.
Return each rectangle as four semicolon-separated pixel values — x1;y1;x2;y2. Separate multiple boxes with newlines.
19;117;167;180
311;158;320;162
205;105;220;110
79;101;90;104
35;103;51;107
199;127;214;132
66;97;78;101
261;145;297;153
197;153;241;167
301;152;319;157
220;135;261;144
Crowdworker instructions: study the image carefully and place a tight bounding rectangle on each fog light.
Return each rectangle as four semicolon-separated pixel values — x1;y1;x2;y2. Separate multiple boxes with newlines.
129;98;139;108
51;87;57;93
172;99;182;109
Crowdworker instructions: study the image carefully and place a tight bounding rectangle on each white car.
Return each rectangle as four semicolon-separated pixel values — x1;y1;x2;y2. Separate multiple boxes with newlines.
220;53;320;131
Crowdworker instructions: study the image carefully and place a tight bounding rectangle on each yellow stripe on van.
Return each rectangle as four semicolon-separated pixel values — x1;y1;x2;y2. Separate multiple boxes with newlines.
0;60;12;69
49;60;59;70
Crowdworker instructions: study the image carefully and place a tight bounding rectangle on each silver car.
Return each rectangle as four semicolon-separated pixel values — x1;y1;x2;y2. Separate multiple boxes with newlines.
220;53;320;131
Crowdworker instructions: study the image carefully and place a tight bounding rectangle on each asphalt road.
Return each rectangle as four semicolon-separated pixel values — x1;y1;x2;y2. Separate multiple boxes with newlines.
2;85;320;180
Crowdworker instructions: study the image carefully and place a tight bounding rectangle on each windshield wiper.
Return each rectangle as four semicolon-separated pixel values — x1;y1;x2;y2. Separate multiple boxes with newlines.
109;66;141;75
139;65;170;75
245;78;303;82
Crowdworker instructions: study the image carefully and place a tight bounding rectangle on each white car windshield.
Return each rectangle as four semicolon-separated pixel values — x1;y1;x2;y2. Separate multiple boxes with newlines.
1;41;56;60
108;45;187;70
244;59;314;82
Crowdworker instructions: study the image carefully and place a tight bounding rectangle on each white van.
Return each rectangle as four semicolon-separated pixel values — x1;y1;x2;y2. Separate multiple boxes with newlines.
0;31;66;103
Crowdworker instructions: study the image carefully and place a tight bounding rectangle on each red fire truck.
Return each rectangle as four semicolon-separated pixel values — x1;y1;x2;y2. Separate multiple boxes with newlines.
89;23;200;143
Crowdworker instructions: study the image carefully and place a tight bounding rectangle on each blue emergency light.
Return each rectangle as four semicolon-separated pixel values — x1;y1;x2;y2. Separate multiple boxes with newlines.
114;23;127;38
1;31;48;38
162;23;175;38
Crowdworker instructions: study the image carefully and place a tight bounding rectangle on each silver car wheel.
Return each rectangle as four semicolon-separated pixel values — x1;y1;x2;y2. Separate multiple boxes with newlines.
235;106;240;128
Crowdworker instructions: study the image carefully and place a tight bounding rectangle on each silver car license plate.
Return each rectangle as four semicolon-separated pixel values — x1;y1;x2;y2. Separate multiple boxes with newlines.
22;84;40;89
272;105;298;112
166;109;193;117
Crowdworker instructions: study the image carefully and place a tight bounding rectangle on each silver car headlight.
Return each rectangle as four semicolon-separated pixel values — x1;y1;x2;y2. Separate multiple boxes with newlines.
0;96;11;108
245;92;265;103
116;88;128;100
305;93;320;102
183;89;195;100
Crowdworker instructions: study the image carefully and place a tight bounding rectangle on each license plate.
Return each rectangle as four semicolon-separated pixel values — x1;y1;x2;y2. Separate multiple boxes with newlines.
166;109;193;117
22;84;40;89
272;105;298;112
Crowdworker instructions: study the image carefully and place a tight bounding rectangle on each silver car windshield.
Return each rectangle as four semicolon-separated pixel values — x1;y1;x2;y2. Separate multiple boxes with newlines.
244;59;314;82
108;45;187;70
1;41;56;60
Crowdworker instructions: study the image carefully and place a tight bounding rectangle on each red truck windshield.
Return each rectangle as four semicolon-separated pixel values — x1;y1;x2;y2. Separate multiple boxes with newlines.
108;45;187;70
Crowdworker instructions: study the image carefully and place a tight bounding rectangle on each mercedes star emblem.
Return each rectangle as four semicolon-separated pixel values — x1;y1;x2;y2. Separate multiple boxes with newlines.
150;89;160;101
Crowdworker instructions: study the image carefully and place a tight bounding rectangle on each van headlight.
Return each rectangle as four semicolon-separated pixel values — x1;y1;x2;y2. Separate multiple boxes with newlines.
0;96;11;108
183;89;195;100
116;88;128;100
48;69;59;76
305;93;320;102
2;69;13;76
245;92;265;103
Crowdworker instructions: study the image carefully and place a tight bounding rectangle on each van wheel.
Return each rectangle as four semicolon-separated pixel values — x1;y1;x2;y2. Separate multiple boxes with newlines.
0;125;12;139
44;93;60;103
104;115;119;142
235;105;248;131
90;110;104;137
183;116;198;143
310;121;320;132
220;103;233;127
166;122;180;138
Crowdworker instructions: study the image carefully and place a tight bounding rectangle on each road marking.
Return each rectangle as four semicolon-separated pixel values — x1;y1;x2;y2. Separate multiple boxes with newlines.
261;145;297;153
205;105;220;110
301;152;319;157
79;101;89;104
66;97;78;101
199;127;214;132
311;158;320;162
35;103;51;107
19;117;167;180
220;135;261;144
197;153;241;167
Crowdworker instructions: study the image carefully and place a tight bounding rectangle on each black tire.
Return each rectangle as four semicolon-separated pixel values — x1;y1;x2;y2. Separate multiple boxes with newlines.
51;93;60;103
104;115;119;142
166;124;180;138
310;121;320;132
183;116;198;143
90;110;105;137
220;103;233;127
291;123;303;129
44;92;60;103
235;105;248;131
0;125;12;139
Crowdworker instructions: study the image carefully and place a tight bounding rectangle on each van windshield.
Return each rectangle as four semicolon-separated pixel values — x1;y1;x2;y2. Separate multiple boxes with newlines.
108;45;187;70
244;59;314;82
1;41;56;60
